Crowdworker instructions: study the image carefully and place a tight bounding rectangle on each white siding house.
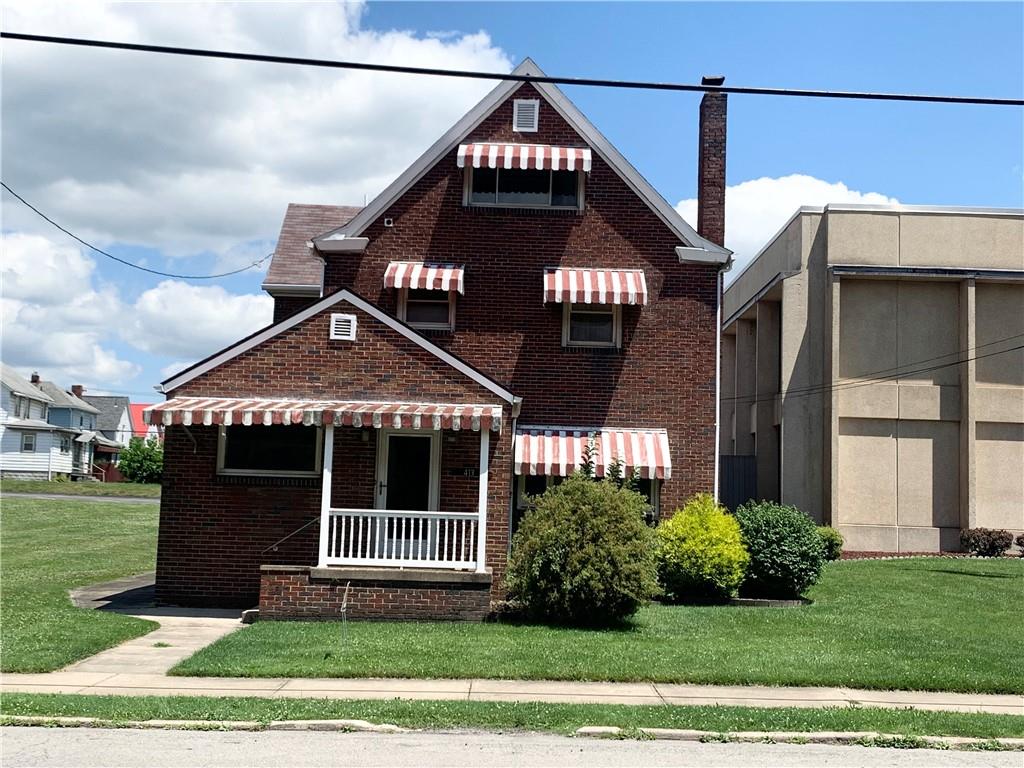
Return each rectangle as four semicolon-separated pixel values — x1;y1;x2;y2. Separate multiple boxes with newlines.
0;364;77;479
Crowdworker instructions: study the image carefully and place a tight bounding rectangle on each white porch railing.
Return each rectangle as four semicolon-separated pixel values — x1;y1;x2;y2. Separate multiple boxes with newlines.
322;508;479;570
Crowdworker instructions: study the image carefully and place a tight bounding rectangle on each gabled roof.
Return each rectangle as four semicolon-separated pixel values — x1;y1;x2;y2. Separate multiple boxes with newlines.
316;58;730;261
36;382;101;414
261;203;363;295
0;363;52;403
83;395;132;433
159;287;517;404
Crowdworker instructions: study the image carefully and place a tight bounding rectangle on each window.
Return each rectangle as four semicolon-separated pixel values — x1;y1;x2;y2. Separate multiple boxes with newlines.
563;304;621;348
468;167;580;209
217;425;322;477
21;433;36;452
60;436;71;454
634;478;661;525
400;288;455;331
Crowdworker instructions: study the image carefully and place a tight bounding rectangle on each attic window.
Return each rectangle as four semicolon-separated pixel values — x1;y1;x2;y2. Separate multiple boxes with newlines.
513;99;539;132
329;313;357;341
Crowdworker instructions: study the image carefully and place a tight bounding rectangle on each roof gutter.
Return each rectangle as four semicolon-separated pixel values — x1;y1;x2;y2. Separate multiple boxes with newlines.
676;245;733;266
312;236;370;254
260;282;323;297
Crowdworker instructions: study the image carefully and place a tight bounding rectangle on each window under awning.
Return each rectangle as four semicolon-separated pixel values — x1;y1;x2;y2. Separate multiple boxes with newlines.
456;143;592;172
543;267;648;306
515;426;671;480
384;262;465;294
145;397;502;432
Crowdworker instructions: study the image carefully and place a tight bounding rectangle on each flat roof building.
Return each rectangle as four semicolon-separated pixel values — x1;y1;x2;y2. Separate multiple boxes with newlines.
720;204;1024;552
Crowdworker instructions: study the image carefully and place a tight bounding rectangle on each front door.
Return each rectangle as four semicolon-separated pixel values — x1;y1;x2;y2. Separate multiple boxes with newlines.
376;431;439;511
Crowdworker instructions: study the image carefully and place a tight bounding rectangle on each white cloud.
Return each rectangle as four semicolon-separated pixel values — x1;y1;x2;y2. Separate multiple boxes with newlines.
676;174;899;279
122;281;273;360
2;1;512;258
0;233;140;384
159;361;194;380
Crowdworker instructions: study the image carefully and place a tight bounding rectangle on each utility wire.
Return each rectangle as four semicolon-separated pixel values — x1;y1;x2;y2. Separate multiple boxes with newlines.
725;332;1024;403
1;181;271;280
724;342;1024;406
3;32;1023;106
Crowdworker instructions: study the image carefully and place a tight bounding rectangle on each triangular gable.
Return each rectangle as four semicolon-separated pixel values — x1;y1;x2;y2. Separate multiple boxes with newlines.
159;288;517;404
315;58;729;260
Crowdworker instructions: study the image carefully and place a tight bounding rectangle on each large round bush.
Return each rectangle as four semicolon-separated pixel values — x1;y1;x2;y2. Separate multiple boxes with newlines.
656;494;749;602
506;473;659;625
734;501;826;598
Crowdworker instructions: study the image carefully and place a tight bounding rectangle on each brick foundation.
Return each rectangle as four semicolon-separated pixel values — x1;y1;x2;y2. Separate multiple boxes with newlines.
259;565;492;621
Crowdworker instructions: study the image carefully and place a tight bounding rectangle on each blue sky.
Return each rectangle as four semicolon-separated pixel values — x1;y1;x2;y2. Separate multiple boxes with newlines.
2;1;1021;401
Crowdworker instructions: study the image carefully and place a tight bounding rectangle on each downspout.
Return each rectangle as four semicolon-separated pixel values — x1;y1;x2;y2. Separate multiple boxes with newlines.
714;267;723;502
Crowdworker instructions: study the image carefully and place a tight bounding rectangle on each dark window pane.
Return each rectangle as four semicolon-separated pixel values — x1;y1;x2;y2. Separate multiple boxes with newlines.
223;425;318;473
470;168;497;203
523;475;547;496
496;168;550;205
406;292;450;325
551;171;579;207
569;309;614;344
634;479;653;505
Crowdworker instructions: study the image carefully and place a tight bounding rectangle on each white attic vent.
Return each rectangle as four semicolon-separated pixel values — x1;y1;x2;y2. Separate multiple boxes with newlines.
513;99;539;132
329;313;357;341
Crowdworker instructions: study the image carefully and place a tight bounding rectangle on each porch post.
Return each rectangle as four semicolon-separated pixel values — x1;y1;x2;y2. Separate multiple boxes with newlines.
317;423;334;567
476;428;489;573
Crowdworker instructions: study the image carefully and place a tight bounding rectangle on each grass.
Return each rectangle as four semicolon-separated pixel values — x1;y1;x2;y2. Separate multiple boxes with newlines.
0;497;159;672
173;558;1024;694
2;694;1022;738
1;479;161;498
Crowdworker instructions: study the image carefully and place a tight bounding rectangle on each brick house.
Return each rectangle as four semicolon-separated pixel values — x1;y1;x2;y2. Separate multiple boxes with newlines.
148;61;732;619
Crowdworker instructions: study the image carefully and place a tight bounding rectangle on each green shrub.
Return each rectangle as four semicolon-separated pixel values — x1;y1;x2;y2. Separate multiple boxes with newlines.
506;472;659;625
1015;534;1024;557
961;528;1013;558
818;526;844;561
656;494;749;602
734;501;826;599
118;437;163;484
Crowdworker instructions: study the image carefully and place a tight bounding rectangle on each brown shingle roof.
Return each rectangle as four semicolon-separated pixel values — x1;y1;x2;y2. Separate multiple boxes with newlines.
263;204;362;291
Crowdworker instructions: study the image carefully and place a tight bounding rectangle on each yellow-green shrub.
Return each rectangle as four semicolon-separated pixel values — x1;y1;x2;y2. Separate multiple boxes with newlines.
656;494;749;602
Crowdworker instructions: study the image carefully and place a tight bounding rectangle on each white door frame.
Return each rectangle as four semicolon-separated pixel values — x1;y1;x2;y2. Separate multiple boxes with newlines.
374;428;441;511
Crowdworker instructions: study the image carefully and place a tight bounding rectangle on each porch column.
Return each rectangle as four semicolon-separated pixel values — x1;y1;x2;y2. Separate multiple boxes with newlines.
317;423;335;567
476;428;489;573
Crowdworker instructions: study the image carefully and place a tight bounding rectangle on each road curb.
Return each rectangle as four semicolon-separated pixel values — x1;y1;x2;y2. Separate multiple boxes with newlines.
575;726;1024;750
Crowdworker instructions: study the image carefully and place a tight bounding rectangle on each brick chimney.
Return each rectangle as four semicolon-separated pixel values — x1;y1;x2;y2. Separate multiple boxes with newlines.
697;75;727;248
30;372;40;384
71;385;84;398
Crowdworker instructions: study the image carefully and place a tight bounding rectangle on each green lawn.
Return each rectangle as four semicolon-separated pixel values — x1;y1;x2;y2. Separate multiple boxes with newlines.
1;479;161;498
0;498;159;672
173;558;1024;694
2;694;1022;739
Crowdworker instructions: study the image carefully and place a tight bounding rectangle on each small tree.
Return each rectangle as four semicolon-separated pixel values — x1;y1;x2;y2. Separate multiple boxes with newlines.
119;437;163;484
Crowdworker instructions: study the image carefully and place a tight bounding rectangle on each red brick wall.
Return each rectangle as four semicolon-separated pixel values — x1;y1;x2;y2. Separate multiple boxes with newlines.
259;567;491;621
320;83;719;510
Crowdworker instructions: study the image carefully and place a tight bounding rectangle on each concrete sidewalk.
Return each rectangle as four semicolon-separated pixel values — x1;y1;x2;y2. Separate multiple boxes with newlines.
3;671;1021;715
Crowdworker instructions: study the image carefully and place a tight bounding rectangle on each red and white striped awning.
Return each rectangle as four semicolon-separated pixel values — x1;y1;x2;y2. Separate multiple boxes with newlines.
145;398;502;432
544;268;648;305
457;143;592;173
515;427;671;479
384;262;465;294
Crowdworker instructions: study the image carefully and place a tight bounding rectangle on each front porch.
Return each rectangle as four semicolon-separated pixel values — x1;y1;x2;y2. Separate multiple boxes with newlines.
147;397;507;619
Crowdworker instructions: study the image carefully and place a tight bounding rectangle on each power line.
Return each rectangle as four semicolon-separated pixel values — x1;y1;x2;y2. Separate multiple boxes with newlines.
1;181;271;280
724;341;1024;405
3;32;1022;107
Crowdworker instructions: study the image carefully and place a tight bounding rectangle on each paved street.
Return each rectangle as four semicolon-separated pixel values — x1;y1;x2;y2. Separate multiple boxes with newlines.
3;727;1020;768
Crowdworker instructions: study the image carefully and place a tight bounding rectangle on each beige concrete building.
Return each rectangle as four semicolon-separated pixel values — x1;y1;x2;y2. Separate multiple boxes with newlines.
720;204;1024;552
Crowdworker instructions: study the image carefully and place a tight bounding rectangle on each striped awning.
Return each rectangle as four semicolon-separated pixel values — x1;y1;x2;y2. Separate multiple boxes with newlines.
544;268;648;305
515;427;671;480
145;398;502;432
384;262;465;294
457;143;592;173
